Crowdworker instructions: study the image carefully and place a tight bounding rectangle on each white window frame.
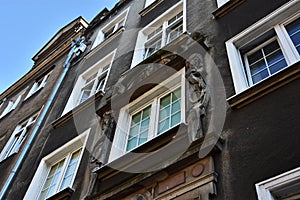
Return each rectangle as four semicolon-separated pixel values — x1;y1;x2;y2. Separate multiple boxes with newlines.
216;0;229;7
226;0;300;94
25;72;50;100
91;8;129;49
256;167;300;200
0;94;22;118
62;50;116;115
24;129;90;200
0;112;39;162
131;1;186;67
109;69;186;162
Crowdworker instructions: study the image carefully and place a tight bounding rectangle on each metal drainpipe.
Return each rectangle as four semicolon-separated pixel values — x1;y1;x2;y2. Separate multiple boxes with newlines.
0;36;85;199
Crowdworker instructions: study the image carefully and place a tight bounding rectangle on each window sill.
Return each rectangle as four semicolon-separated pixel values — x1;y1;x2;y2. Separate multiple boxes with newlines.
46;187;74;200
23;87;43;102
95;123;188;176
90;125;223;198
87;27;124;59
212;0;246;18
139;0;164;16
227;61;300;108
0;109;14;120
53;90;105;128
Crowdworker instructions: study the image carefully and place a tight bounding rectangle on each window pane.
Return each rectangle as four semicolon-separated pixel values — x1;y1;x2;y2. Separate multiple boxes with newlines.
126;137;137;151
269;59;288;74
96;76;106;92
159;105;170;121
60;149;82;191
160;94;171;108
167;24;183;43
158;118;170;134
127;106;151;151
144;38;162;59
79;82;94;103
286;17;300;54
252;69;269;84
246;39;287;84
129;125;139;138
249;58;267;75
104;26;115;39
171;100;181;113
266;49;285;66
39;159;65;200
138;131;148;145
131;112;142;125
171;111;181;127
158;88;181;134
263;39;280;55
141;118;150;132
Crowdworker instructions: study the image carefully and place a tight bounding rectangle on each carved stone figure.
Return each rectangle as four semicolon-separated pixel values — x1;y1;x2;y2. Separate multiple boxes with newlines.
87;111;116;196
185;53;209;142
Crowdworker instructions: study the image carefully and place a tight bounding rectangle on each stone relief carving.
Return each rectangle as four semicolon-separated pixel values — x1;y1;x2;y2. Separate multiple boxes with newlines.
185;53;209;142
87;111;116;196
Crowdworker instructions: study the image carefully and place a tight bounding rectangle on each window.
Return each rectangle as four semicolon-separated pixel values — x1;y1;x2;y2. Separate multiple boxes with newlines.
0;94;22;118
91;8;129;49
39;149;82;199
131;1;185;67
216;0;229;7
62;51;115;115
109;69;185;162
256;167;300;200
0;112;39;162
226;0;300;94
25;73;50;99
24;130;89;200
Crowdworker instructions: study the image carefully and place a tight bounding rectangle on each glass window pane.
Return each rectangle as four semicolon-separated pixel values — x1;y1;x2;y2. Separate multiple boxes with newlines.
266;49;286;66
129;125;139;138
138;131;148;145
158;118;170;134
171;112;181;127
140;118;150;132
126;137;137;151
286;17;300;54
142;106;151;119
246;39;287;84
247;50;263;64
96;76;106;92
171;100;181;113
269;59;288;74
60;149;82;191
131;112;142;125
252;69;269;84
160;94;171;108
159;105;170;121
249;59;267;75
172;89;181;101
127;106;151;151
39;159;65;200
263;40;280;55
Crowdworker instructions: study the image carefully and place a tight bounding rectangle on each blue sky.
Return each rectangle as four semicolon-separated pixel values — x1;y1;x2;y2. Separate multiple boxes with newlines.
0;0;119;93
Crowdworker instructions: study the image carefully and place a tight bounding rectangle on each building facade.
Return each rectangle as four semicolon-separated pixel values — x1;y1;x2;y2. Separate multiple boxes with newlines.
0;17;88;199
0;0;300;199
